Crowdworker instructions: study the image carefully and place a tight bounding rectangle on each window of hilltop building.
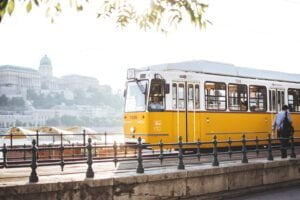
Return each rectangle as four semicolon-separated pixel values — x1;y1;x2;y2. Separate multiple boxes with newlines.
288;88;300;112
148;80;165;111
205;82;226;110
249;85;267;112
228;84;248;111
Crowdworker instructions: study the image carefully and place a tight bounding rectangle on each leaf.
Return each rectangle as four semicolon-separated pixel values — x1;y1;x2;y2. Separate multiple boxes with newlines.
0;3;6;22
33;0;39;6
55;3;62;12
7;0;15;16
26;0;32;13
76;4;83;12
0;0;8;10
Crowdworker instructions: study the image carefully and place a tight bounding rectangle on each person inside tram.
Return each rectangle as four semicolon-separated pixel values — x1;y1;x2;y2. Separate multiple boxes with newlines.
149;96;163;110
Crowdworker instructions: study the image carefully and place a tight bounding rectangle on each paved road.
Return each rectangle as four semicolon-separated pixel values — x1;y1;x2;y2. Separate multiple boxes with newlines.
230;185;300;200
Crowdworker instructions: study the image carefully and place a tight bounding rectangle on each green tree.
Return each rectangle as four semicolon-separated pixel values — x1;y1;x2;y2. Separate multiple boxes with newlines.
15;120;23;126
0;94;8;106
60;115;80;126
46;117;60;126
0;0;210;32
27;89;38;100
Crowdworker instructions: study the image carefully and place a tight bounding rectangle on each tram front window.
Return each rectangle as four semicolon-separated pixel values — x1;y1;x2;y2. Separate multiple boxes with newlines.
125;80;148;112
148;80;165;111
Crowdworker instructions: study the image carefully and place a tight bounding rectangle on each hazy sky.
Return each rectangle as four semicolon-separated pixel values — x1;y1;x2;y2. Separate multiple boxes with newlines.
0;0;300;91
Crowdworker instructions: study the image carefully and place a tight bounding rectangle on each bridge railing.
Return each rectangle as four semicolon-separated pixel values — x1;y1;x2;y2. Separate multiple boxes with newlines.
0;134;299;183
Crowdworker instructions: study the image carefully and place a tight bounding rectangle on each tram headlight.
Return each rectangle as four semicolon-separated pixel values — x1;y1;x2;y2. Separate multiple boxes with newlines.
127;69;136;80
130;127;136;133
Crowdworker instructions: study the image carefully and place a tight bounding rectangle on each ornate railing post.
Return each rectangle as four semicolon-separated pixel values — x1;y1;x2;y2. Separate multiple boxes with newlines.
136;137;144;173
113;141;118;168
10;131;13;148
212;135;219;166
3;144;7;168
159;140;164;166
267;134;273;161
36;130;39;147
83;130;86;157
60;134;65;171
86;138;94;178
241;134;248;163
23;144;26;160
255;136;259;157
177;136;185;170
29;139;38;183
196;139;201;162
228;137;232;160
290;135;296;158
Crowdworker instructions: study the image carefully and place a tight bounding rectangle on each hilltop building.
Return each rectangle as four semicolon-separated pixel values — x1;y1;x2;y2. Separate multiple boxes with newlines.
0;65;41;98
60;75;99;91
0;55;103;127
0;55;99;96
39;55;59;90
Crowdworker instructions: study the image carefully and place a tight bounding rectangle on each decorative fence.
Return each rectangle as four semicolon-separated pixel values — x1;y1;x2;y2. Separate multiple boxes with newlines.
0;133;299;183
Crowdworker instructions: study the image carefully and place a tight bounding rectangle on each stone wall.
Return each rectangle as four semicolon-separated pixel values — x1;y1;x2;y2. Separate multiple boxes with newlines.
1;159;300;200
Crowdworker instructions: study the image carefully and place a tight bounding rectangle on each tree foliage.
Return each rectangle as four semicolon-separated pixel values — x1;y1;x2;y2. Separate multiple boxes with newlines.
0;94;26;111
0;0;210;32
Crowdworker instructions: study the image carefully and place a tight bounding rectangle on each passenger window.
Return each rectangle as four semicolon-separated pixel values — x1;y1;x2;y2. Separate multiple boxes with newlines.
172;83;177;109
195;84;200;109
205;82;226;110
288;88;300;112
188;84;194;110
178;83;185;109
228;84;248;111
249;85;267;112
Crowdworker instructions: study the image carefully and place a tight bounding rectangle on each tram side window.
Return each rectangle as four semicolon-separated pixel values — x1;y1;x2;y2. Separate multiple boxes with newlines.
195;84;200;109
178;83;185;109
228;84;248;111
288;88;300;112
205;82;226;110
172;83;177;109
188;84;194;109
148;81;165;111
249;85;267;112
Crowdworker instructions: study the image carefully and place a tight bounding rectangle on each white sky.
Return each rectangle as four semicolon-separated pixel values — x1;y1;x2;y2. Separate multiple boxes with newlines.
0;0;300;91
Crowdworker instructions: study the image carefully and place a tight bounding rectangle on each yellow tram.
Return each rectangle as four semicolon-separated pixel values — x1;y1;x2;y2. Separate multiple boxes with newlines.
123;60;300;147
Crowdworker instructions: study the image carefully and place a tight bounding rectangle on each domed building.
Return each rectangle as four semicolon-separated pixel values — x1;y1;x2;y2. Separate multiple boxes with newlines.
39;55;53;78
38;55;59;90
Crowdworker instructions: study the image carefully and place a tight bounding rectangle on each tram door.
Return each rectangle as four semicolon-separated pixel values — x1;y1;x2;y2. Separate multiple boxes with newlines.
269;88;285;138
172;82;200;142
269;88;285;112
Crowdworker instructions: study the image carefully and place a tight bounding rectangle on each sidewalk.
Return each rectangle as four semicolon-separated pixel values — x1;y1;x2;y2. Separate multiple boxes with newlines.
230;184;300;200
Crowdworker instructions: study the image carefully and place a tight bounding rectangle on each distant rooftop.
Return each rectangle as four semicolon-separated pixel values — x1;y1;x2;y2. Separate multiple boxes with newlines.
40;55;52;66
0;65;38;73
143;60;300;83
61;74;98;80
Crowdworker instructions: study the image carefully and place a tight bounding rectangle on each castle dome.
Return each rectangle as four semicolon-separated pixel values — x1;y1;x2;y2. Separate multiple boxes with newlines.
40;55;52;66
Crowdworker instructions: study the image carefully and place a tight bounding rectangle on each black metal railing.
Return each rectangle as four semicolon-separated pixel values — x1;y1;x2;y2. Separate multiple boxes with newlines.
0;133;299;183
0;130;120;148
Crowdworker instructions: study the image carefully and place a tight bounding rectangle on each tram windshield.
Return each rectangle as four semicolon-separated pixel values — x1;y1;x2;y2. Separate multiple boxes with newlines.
125;80;148;112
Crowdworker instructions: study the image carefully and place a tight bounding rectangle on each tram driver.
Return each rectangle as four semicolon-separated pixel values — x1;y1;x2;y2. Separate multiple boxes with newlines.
149;96;163;110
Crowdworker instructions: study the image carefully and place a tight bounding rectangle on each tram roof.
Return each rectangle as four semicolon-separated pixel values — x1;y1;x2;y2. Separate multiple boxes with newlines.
142;60;300;83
